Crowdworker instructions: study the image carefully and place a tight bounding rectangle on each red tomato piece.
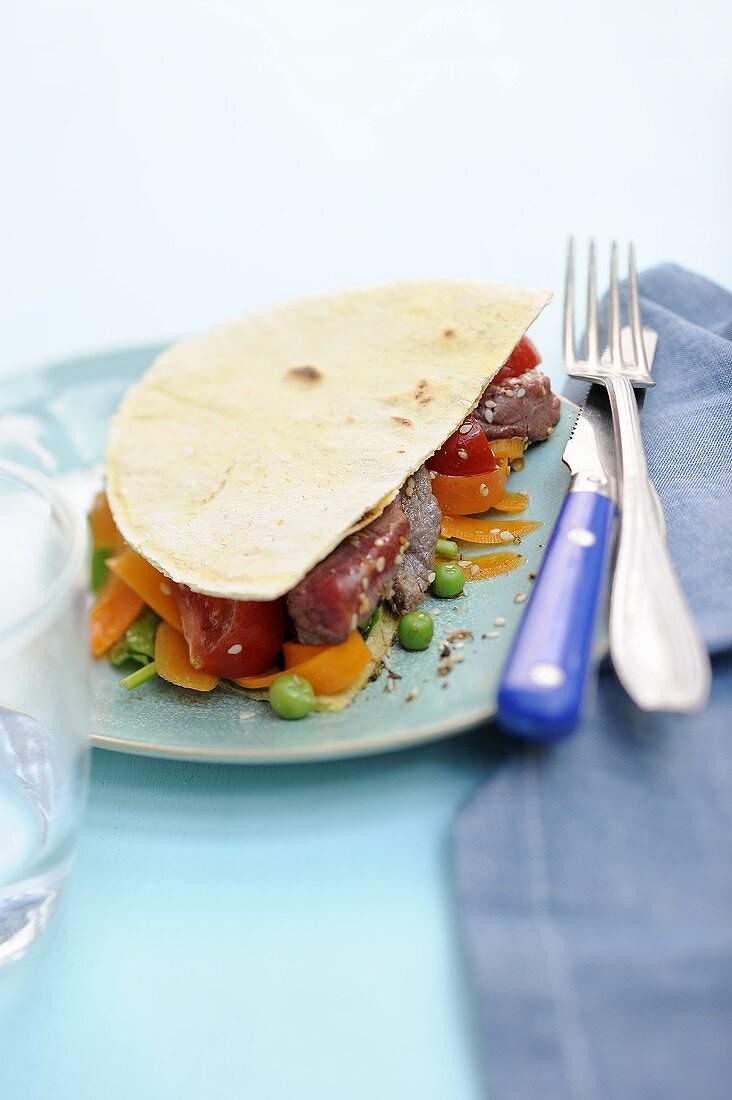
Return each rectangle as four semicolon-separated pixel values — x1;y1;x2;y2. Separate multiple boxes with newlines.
493;335;541;385
427;414;498;476
175;587;286;679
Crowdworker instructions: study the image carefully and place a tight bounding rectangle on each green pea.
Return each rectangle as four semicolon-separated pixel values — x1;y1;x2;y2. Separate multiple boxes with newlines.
268;673;315;720
431;562;466;599
398;610;434;651
435;538;459;561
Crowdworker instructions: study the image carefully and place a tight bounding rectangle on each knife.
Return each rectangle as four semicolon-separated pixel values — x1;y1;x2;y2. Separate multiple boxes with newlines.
496;327;657;741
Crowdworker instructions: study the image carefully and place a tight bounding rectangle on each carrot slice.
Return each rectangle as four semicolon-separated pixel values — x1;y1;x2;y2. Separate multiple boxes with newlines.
90;575;144;657
236;631;370;694
89;491;123;550
491;491;530;514
455;551;526;581
440;516;541;544
107;548;182;631
283;641;329;667
430;465;507;516
488;437;527;461
155;622;219;692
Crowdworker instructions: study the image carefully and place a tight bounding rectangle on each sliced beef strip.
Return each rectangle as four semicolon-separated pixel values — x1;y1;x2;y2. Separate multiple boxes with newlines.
473;367;560;443
390;466;441;614
287;498;409;645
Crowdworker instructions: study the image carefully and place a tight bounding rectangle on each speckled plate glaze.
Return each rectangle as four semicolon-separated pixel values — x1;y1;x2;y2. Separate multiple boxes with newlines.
1;346;576;763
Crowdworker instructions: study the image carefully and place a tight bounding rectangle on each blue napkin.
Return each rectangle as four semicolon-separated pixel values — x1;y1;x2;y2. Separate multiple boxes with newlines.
452;265;732;1100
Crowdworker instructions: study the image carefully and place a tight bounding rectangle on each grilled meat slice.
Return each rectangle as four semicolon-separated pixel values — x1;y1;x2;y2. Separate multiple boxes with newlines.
391;466;441;614
287;499;409;645
474;367;560;443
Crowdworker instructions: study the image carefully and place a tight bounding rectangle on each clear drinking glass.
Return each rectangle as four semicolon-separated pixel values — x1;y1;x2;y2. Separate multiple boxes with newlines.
0;460;90;966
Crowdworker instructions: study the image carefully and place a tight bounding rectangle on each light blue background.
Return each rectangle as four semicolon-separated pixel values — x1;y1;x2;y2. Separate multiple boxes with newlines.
1;2;731;1097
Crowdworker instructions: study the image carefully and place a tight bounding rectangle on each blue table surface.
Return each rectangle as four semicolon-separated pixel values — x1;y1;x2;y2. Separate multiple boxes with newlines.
0;735;500;1100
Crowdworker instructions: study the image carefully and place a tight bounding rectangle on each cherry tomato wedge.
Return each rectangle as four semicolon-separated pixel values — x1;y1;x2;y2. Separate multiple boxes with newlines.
430;464;507;516
493;335;541;385
427;414;497;476
175;587;286;679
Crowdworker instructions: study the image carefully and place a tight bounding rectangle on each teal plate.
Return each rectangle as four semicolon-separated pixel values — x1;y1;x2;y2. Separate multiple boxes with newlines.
0;347;575;763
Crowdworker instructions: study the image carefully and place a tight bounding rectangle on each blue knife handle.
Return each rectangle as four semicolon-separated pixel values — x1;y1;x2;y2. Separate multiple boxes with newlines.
497;486;616;742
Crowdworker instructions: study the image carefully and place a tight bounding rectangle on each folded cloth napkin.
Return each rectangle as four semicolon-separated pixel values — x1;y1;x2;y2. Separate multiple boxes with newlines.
452;265;732;1100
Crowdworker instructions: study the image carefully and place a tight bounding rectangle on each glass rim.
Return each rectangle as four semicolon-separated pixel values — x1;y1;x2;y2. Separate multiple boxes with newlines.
0;460;89;650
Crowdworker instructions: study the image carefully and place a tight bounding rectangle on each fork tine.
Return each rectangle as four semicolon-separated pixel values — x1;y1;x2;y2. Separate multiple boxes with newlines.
608;240;622;363
585;238;600;367
628;242;650;372
563;237;576;368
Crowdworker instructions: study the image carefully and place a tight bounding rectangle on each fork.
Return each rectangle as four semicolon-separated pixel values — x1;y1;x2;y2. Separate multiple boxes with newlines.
565;240;711;712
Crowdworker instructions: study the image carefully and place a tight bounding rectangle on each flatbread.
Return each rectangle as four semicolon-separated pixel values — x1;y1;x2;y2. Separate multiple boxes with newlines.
106;279;550;599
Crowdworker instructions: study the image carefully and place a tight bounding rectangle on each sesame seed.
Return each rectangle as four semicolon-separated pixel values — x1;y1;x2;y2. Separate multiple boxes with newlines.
494;617;506;627
376;557;386;573
160;582;172;596
428;571;436;583
514;593;527;604
485;631;500;639
227;643;243;654
500;531;514;542
458;423;471;434
547;426;554;436
490;528;501;535
516;387;526;398
349;613;358;631
479;483;489;496
405;485;414;497
539;387;547;397
470;564;479;576
362;577;369;589
483;409;494;423
374;537;385;547
457;449;469;460
518;489;528;496
483;400;496;409
428;470;437;480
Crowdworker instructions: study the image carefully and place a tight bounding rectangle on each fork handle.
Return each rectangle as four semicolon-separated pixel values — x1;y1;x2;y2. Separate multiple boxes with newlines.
497;484;615;741
606;375;711;712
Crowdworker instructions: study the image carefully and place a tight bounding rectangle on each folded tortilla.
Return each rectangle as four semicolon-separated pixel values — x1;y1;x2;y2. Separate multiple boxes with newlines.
106;279;551;600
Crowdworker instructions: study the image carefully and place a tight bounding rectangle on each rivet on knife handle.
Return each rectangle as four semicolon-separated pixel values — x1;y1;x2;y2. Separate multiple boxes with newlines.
497;481;615;741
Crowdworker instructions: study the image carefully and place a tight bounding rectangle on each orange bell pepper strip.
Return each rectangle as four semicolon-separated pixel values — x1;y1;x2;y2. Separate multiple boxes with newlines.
487;438;527;461
106;548;182;631
490;491;530;514
236;631;371;695
450;551;526;581
155;622;219;692
90;574;144;657
88;490;124;550
430;464;507;516
440;516;541;544
283;640;329;667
